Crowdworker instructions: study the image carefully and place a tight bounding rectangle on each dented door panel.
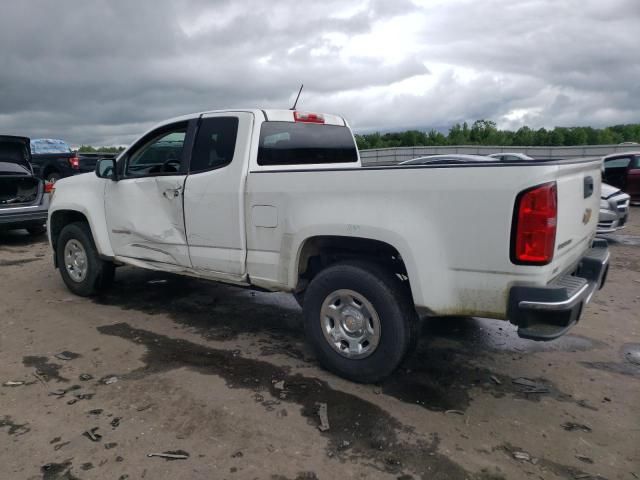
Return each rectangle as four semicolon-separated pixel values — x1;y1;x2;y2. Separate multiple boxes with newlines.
105;175;190;266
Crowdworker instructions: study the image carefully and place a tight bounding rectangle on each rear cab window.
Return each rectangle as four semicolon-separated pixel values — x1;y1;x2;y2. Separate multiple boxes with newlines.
257;122;358;166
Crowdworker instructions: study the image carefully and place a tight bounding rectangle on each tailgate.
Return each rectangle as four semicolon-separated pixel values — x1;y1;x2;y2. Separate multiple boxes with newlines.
552;158;602;274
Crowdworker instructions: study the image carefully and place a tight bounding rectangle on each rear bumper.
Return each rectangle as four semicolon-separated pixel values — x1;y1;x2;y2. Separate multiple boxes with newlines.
507;238;609;340
0;197;50;229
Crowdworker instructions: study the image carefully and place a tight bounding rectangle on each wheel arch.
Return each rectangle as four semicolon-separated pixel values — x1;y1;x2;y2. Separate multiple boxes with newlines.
293;235;420;304
50;209;112;264
42;165;61;179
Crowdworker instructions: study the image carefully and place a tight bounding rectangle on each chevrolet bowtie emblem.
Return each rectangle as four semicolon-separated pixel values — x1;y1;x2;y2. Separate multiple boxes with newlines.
582;208;592;225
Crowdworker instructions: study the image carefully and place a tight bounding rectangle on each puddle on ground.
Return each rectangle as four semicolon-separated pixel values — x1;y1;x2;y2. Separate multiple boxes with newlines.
421;316;603;354
0;257;40;266
376;318;601;411
581;343;640;378
98;322;471;479
41;461;80;480
95;268;303;342
0;415;30;436
92;270;602;412
382;345;589;412
23;356;68;382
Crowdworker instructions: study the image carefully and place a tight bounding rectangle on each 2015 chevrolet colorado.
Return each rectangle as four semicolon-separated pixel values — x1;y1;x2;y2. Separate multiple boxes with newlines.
47;109;609;382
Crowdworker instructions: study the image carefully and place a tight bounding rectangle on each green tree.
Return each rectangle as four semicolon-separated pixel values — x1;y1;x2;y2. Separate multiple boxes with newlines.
533;128;549;146
564;128;587;145
513;126;534;146
548;128;565;146
353;120;640;149
470;120;498;144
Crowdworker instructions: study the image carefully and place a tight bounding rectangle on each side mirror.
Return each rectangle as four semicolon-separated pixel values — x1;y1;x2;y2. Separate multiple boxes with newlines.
96;158;117;181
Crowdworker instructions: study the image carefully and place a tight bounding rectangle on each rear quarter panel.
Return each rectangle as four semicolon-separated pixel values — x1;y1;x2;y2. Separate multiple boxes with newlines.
245;162;592;318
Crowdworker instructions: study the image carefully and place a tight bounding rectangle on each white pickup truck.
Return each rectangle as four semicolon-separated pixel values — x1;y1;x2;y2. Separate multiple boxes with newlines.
48;109;609;382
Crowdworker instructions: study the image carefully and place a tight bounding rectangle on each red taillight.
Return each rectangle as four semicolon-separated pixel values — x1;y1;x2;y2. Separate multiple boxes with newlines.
293;111;325;124
44;181;55;194
69;155;80;169
511;182;557;265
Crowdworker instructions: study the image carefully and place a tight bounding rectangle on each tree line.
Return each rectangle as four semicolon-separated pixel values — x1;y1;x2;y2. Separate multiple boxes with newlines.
355;120;640;150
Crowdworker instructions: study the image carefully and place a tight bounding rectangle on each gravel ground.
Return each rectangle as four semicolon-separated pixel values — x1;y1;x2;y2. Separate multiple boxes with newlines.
1;211;639;480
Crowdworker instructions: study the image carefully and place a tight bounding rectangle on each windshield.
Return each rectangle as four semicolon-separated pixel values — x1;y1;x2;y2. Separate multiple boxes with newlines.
30;138;72;154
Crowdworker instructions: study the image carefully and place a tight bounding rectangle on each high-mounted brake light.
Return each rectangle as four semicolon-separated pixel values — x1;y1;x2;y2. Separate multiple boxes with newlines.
44;181;55;194
293;111;325;124
511;182;557;265
68;154;80;169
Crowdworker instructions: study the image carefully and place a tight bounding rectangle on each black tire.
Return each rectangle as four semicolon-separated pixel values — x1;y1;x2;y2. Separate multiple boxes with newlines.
293;290;305;308
46;171;62;183
303;260;418;383
56;222;115;296
26;224;47;235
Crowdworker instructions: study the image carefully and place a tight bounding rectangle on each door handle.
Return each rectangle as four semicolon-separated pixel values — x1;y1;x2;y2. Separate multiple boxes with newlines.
162;186;182;199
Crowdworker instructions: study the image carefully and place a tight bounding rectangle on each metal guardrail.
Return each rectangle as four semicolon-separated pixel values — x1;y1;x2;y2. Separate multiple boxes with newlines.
359;144;639;166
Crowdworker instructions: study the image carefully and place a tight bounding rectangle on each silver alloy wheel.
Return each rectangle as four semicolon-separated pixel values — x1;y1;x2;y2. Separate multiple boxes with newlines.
320;289;381;359
64;239;88;283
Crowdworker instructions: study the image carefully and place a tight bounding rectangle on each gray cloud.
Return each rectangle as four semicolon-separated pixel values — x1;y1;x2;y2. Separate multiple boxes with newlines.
0;0;638;145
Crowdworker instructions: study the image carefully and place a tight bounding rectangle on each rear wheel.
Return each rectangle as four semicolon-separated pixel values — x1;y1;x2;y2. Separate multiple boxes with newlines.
46;171;62;183
302;260;417;383
56;222;115;296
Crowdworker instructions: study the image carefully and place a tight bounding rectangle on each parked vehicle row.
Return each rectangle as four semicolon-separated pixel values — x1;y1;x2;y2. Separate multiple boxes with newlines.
0;136;51;234
30;138;106;183
404;152;635;236
47;109;609;383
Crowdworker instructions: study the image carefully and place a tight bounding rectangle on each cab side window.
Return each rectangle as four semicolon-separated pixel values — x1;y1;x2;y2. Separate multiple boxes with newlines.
125;123;188;177
189;117;239;173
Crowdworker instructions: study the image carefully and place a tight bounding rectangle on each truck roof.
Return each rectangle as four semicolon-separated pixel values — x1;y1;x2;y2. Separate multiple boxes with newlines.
160;109;347;128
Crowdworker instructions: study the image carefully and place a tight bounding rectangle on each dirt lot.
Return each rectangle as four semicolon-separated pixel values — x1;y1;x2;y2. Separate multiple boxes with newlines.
1;213;639;480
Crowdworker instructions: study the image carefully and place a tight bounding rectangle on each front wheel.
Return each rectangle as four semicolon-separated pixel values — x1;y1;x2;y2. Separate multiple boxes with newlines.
303;260;417;383
56;222;115;296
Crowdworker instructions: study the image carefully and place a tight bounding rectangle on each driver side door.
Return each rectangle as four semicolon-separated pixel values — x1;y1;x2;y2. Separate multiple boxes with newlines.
104;120;195;267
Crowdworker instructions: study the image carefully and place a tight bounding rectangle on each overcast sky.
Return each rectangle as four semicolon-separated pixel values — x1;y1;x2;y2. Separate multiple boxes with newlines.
0;0;638;146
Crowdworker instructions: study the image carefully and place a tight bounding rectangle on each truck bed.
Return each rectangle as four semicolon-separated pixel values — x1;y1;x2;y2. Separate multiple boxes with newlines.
245;156;603;317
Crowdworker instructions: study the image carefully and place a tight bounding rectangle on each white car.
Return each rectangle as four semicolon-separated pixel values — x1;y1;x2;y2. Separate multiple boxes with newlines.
400;154;494;164
598;183;630;234
48;109;609;382
488;152;535;161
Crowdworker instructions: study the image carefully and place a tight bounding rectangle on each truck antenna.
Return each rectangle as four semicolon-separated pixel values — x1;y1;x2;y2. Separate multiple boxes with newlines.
290;84;304;110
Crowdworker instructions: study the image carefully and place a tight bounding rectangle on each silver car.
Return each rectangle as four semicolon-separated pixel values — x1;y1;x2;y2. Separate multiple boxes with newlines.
488;152;534;161
399;154;495;165
598;183;630;234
